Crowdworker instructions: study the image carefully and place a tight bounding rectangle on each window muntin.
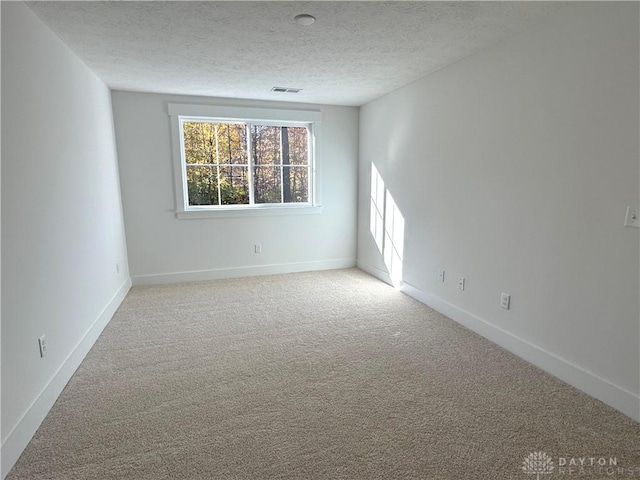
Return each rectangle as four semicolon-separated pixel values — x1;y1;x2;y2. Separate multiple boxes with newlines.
179;119;312;209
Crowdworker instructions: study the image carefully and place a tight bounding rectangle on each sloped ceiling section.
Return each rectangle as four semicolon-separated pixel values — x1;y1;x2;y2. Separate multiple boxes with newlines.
28;1;566;106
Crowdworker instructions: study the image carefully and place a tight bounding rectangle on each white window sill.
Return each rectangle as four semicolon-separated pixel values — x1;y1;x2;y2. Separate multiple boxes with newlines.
176;205;323;219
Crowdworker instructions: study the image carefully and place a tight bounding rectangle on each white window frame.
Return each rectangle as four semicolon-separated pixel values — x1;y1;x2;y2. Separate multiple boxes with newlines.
168;103;322;219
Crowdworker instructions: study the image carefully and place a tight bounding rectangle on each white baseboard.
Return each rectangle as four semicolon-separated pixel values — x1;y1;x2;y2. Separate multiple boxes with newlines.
131;258;357;286
1;278;132;479
356;259;393;286
394;280;639;422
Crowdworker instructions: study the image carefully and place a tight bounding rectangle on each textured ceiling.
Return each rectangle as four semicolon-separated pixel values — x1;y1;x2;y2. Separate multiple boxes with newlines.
27;1;567;106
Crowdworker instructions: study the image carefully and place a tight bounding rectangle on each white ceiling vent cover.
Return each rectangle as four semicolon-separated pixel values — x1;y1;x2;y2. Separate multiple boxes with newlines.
271;87;302;94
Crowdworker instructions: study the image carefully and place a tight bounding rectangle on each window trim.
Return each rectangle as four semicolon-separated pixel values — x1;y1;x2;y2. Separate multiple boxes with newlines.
169;103;322;218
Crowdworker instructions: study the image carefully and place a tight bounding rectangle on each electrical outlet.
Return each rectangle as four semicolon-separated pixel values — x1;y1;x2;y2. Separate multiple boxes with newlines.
254;244;262;254
624;206;640;228
500;292;511;310
38;335;47;358
438;270;445;283
458;277;465;291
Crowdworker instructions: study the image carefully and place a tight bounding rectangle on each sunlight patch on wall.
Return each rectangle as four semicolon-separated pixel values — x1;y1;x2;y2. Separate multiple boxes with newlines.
369;162;405;288
383;190;404;287
370;163;385;254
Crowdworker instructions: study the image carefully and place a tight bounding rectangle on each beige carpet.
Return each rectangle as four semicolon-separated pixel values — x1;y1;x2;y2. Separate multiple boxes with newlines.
7;268;639;479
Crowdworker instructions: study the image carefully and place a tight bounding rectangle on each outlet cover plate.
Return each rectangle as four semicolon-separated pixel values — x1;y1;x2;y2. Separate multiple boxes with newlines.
38;335;47;357
624;206;640;228
500;293;510;310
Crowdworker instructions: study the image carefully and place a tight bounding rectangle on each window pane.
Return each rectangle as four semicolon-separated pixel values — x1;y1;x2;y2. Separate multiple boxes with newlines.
183;122;247;165
252;125;281;165
216;123;248;165
219;166;249;205
283;127;309;166
186;165;219;206
254;166;282;203
283;166;308;203
183;122;217;164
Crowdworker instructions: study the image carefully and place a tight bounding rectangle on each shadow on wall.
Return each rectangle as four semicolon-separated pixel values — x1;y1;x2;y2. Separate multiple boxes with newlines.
370;162;405;288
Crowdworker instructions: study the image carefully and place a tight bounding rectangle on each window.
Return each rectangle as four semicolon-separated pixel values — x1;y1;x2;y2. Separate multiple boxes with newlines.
183;122;309;206
169;104;322;218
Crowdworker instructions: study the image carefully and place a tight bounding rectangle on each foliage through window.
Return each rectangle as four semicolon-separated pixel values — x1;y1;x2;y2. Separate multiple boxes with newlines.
181;120;311;208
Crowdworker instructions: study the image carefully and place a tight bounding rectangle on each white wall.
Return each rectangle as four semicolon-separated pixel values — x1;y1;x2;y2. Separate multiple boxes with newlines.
1;3;131;476
358;2;640;420
112;91;358;284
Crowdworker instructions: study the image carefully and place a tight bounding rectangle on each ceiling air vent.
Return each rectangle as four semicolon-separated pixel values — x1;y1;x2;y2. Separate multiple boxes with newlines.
271;87;302;94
